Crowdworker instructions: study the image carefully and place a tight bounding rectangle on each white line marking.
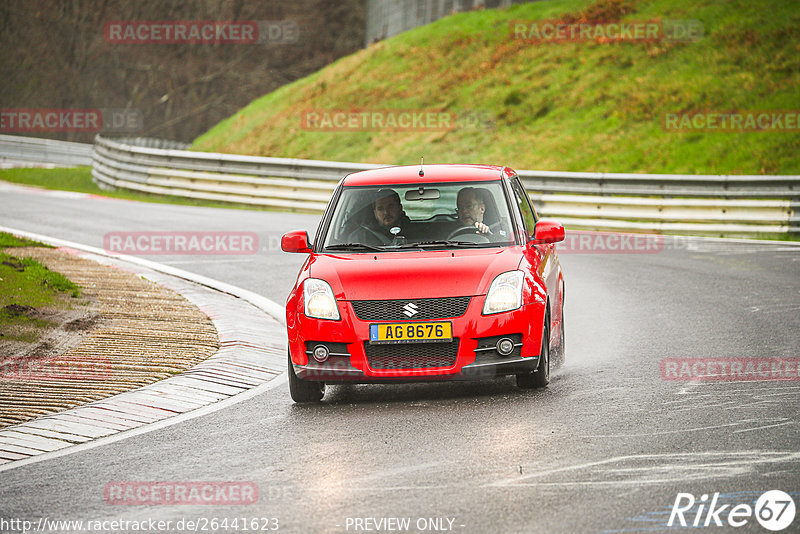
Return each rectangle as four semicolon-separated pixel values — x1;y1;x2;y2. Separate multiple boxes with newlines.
0;226;289;473
485;451;800;488
0;374;287;474
731;421;795;434
582;418;791;438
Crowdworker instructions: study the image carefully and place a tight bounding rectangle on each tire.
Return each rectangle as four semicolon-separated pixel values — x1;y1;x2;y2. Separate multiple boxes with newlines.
516;325;550;389
288;351;325;403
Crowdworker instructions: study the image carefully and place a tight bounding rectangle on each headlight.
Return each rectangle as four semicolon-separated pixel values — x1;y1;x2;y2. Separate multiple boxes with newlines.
304;278;340;320
483;270;524;315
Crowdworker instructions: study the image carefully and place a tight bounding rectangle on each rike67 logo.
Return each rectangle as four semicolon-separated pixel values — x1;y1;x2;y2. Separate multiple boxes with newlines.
669;490;796;531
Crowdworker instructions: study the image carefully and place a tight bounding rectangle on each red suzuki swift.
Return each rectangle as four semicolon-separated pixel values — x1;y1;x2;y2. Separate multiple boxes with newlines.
281;164;565;402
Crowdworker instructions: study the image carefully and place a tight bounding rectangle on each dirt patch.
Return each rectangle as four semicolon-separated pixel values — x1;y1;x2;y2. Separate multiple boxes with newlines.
2;258;26;271
2;304;35;317
1;307;104;362
0;259;100;364
63;313;102;332
560;0;636;24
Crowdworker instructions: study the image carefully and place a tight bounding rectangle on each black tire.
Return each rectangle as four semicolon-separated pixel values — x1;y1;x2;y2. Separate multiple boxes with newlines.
288;351;324;403
516;325;550;389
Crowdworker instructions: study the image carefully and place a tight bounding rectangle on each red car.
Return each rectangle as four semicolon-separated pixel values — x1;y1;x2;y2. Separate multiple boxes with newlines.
281;164;565;402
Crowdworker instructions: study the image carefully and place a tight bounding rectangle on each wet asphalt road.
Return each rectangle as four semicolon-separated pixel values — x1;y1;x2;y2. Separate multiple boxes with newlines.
1;182;799;533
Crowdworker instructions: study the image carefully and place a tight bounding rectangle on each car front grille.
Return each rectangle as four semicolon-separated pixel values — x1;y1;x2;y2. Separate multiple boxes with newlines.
364;340;459;370
351;297;471;321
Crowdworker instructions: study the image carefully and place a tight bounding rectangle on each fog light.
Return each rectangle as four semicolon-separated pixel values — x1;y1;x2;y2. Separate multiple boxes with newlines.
312;345;329;363
496;338;514;356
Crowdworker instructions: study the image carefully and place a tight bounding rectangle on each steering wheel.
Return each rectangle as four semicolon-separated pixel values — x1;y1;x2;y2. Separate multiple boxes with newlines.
488;221;507;236
359;224;391;245
446;225;490;243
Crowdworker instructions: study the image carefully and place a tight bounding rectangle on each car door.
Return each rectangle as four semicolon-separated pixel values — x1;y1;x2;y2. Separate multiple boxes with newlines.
509;177;561;328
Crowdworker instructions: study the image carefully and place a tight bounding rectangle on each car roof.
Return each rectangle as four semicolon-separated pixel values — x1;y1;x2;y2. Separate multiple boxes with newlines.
342;164;517;187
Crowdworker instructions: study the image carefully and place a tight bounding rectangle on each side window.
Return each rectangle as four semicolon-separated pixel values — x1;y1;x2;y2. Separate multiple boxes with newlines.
510;178;537;240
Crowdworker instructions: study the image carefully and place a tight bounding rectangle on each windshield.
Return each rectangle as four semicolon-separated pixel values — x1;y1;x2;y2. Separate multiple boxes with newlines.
321;181;516;251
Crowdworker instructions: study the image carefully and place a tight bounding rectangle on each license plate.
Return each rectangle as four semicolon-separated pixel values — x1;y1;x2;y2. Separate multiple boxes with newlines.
369;322;452;344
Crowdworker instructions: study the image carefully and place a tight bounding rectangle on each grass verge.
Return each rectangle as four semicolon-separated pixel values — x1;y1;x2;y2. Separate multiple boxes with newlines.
193;0;800;175
0;233;83;343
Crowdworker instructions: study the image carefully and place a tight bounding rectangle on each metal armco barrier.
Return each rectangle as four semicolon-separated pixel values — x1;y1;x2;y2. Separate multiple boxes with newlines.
0;134;94;167
91;135;799;236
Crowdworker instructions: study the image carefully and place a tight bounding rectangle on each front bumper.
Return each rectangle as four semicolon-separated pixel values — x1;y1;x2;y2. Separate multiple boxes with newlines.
288;295;545;383
293;354;539;383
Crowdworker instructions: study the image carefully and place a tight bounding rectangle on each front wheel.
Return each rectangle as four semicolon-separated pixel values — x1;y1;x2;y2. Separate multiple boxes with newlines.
516;326;550;389
288;351;325;403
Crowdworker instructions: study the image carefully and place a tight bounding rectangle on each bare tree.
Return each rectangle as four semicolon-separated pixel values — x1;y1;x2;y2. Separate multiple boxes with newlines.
0;0;366;142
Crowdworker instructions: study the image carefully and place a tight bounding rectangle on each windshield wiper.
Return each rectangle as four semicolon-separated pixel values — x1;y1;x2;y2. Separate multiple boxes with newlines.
396;240;485;248
325;243;385;252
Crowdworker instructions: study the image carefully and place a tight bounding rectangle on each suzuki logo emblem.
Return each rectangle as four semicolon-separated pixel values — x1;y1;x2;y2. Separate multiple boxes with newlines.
402;302;419;317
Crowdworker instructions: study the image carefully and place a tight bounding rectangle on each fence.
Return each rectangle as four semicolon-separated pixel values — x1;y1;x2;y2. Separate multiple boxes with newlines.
365;0;523;45
90;135;799;236
0;134;93;167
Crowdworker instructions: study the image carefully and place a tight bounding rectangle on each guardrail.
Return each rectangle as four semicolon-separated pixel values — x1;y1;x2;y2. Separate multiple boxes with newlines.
92;135;799;236
0;134;94;167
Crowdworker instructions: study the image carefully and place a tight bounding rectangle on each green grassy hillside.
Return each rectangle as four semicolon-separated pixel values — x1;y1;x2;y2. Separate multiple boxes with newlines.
193;0;800;174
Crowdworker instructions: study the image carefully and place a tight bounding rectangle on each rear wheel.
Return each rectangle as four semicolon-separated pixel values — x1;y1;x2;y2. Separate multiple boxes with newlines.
516;325;550;389
288;351;325;403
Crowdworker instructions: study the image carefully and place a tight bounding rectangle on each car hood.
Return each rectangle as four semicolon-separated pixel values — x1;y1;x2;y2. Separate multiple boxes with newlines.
308;248;523;301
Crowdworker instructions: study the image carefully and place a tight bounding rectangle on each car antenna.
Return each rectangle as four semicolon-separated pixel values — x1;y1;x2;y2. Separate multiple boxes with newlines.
419;156;424;177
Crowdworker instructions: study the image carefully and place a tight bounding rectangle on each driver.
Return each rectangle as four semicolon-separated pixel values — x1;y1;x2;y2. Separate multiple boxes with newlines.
456;187;490;234
373;189;406;231
348;189;413;245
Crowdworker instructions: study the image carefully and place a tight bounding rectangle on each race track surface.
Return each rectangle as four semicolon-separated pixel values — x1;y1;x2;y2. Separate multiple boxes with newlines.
1;183;799;533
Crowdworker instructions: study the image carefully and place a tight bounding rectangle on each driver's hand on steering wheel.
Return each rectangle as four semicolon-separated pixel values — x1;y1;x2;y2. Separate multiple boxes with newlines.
474;221;490;234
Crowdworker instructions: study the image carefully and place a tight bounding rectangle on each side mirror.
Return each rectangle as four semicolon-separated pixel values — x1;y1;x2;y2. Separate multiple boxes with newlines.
281;230;312;253
531;220;565;244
